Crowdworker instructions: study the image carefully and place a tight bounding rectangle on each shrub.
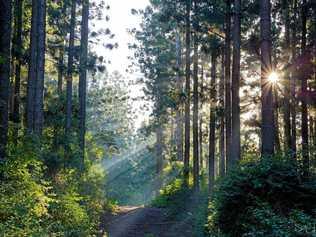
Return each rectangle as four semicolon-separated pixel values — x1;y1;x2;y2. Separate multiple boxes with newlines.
207;157;316;237
0;139;108;236
0;143;51;236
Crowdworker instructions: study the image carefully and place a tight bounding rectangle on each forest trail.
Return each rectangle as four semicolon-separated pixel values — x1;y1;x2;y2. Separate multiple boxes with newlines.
101;206;195;237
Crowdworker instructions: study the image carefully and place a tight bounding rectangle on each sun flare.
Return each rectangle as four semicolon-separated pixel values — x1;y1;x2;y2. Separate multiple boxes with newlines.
268;72;279;83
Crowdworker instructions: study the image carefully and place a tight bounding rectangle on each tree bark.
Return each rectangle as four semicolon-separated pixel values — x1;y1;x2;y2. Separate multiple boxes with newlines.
33;0;46;135
65;0;77;136
209;52;217;191
219;49;225;176
231;0;241;164
12;0;23;143
26;0;46;135
0;0;12;159
260;0;274;156
199;66;204;169
155;124;163;192
79;0;89;166
26;0;38;134
290;0;297;158
225;0;232;169
175;32;183;161
184;0;191;181
57;47;64;95
274;87;281;152
193;25;199;189
301;0;309;176
283;0;292;152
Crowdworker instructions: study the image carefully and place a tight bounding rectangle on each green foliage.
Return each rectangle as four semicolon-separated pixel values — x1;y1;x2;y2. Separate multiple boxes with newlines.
152;178;188;211
0;142;51;236
207;156;316;237
0;138;108;236
87;71;135;156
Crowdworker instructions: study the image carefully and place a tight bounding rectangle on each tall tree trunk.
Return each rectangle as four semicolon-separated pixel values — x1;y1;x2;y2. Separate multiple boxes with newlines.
274;87;281;152
26;0;46;135
184;0;191;181
33;0;46;135
57;47;64;95
225;0;232;169
26;0;38;134
291;0;297;158
231;0;241;164
175;32;183;161
156;124;163;191
209;52;217;191
199;66;204;169
260;0;274;156
283;0;292;152
79;0;89;166
0;0;12;159
309;115;313;158
193;27;199;189
301;0;309;176
65;0;77;136
12;0;23;143
219;49;225;176
311;117;316;164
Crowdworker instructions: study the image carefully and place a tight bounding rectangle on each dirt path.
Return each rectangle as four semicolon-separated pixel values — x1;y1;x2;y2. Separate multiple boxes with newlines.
101;206;194;237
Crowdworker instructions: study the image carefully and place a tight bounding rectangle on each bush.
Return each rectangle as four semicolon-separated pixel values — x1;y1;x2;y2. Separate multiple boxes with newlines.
0;139;108;236
0;143;51;236
207;157;316;237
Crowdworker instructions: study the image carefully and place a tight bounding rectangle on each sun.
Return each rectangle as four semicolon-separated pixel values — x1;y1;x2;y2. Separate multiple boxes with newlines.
268;72;279;84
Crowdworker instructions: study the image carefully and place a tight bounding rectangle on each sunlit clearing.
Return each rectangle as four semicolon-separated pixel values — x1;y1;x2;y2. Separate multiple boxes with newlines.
268;72;279;84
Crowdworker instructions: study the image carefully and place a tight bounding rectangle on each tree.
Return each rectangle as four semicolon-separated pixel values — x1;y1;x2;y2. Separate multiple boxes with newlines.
260;0;274;156
282;0;292;152
192;0;200;189
0;0;12;159
79;0;89;165
209;51;217;191
219;49;225;176
231;0;241;164
199;65;204;169
65;0;77;137
26;0;47;135
184;0;191;181
33;0;46;134
175;31;184;161
12;0;23;143
224;0;232;168
301;0;309;176
290;0;298;157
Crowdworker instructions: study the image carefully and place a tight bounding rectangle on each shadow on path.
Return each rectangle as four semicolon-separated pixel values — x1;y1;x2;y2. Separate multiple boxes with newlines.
101;206;195;237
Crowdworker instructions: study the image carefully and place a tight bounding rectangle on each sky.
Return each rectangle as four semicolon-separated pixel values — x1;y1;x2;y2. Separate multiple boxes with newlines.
93;0;151;128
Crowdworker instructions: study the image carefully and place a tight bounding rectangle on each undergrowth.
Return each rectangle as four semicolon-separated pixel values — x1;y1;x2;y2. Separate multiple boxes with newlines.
152;176;209;236
207;156;316;237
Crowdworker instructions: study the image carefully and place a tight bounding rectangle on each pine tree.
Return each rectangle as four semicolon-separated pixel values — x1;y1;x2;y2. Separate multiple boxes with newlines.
260;0;274;156
0;0;12;159
225;0;232;168
12;0;23;143
26;0;47;135
65;0;77;137
184;0;191;181
79;0;89;166
231;0;241;163
301;0;309;176
209;51;217;191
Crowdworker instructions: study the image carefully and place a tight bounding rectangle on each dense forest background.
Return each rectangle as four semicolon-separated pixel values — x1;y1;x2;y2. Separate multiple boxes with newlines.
0;0;316;236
